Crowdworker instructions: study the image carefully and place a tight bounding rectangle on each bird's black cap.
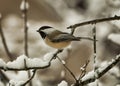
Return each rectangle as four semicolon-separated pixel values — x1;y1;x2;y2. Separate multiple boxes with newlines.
37;26;52;32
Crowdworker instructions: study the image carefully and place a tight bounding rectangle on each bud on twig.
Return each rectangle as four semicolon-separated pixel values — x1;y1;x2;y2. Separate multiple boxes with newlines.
20;0;29;12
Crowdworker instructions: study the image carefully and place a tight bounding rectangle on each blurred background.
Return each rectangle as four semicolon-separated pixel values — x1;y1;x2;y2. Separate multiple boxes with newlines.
0;0;120;86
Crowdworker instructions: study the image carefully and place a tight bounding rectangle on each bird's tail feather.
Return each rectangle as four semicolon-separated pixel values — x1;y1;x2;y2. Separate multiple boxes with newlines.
75;37;97;41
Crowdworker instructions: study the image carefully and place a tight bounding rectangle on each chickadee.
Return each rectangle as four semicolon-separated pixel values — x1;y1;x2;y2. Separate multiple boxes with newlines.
36;26;81;49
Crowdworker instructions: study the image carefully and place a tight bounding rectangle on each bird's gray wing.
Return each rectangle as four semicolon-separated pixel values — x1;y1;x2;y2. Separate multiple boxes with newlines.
51;33;79;42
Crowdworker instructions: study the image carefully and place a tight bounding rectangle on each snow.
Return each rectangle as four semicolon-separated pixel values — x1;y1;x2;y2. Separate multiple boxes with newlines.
100;61;108;68
98;55;120;73
58;80;68;86
43;52;55;61
108;33;120;45
109;66;120;77
88;79;103;86
5;71;28;81
0;59;6;68
8;80;25;86
116;85;120;86
81;71;95;81
6;54;50;69
83;56;120;81
7;55;27;69
81;61;110;82
27;58;49;68
80;67;85;71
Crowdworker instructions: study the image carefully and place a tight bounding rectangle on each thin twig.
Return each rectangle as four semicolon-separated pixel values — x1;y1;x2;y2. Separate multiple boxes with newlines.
93;26;97;54
70;27;75;35
56;56;77;82
0;70;9;85
0;13;13;60
20;0;32;86
22;0;29;57
72;60;90;86
22;69;37;86
92;26;97;71
0;13;12;85
49;49;79;82
93;26;98;85
78;60;90;80
67;15;120;29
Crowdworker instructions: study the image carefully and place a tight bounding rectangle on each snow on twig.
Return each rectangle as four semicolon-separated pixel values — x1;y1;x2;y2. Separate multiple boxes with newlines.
80;54;120;85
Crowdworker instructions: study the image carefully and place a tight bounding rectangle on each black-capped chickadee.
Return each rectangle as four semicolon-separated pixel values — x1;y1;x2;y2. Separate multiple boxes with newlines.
36;26;81;49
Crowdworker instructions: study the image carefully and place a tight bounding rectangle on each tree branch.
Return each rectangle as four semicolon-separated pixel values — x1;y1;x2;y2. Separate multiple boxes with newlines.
0;49;63;71
56;56;77;82
0;53;119;86
67;15;120;29
80;54;120;85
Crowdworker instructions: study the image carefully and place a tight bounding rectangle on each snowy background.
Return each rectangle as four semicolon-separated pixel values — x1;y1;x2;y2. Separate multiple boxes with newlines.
0;0;120;86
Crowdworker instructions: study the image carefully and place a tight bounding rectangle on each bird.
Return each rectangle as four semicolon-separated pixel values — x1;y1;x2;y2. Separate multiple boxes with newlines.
36;26;81;49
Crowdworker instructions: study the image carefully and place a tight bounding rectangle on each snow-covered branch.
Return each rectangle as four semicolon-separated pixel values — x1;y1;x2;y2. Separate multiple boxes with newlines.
0;50;64;71
79;54;120;85
0;55;51;71
0;53;119;86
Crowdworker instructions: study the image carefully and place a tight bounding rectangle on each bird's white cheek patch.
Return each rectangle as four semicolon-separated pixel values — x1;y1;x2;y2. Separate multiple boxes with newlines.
43;28;55;34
